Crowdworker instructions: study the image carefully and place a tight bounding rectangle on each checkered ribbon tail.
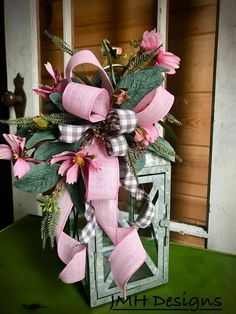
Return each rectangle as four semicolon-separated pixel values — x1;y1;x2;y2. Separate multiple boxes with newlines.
120;169;156;228
79;202;96;244
59;124;90;143
75;169;155;244
105;109;137;156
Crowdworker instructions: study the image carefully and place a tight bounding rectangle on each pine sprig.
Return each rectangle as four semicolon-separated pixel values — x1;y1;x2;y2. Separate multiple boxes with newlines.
0;113;81;128
125;143;147;181
41;210;60;249
40;192;61;249
151;141;182;162
41;113;81;124
44;30;75;56
164;113;182;126
125;150;139;181
122;50;157;77
0;117;35;127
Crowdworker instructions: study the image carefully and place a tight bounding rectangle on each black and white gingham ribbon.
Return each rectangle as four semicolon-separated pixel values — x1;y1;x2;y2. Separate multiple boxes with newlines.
105;109;137;156
106;109;137;134
120;161;156;228
79;201;96;244
78;163;155;244
58;109;137;157
59;124;90;143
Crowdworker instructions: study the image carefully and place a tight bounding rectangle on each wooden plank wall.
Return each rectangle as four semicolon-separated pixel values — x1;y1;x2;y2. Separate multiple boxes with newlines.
167;0;217;247
72;0;157;75
39;0;64;86
39;0;157;87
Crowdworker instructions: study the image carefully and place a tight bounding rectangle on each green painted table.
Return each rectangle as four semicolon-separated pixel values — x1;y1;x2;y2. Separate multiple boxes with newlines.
0;215;236;314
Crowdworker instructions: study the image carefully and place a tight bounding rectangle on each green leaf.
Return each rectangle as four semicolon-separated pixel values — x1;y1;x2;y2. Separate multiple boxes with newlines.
147;137;176;162
135;154;146;172
156;66;169;73
43;100;60;113
16;127;34;141
49;93;64;111
26;130;58;149
66;177;86;239
66;176;86;214
34;139;83;160
117;67;164;110
72;74;94;86
91;72;102;88
14;163;60;193
49;92;61;105
158;120;179;142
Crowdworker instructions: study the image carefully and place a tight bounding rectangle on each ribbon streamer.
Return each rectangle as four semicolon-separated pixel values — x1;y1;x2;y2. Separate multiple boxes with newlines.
120;160;155;228
55;49;174;295
56;189;86;283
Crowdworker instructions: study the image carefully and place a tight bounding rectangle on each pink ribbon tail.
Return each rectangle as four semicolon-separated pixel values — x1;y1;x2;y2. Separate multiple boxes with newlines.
110;227;147;296
56;189;86;283
87;144;147;296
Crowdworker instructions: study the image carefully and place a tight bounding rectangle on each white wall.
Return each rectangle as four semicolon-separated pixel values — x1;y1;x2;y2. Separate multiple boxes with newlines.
207;0;236;254
4;0;40;220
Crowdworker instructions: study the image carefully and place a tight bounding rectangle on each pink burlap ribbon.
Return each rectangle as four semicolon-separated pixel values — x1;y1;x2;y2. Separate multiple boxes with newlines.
56;50;174;295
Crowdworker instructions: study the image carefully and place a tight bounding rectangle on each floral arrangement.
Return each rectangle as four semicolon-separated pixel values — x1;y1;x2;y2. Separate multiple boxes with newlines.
0;29;180;296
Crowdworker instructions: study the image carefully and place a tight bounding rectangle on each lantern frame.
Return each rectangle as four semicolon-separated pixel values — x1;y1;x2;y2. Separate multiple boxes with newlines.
70;153;171;307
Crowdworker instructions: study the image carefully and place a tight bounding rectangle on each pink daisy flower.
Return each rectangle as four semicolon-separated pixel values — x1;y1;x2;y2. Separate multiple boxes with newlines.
156;49;180;75
140;29;162;51
140;29;180;75
33;62;67;99
51;149;101;184
0;134;30;178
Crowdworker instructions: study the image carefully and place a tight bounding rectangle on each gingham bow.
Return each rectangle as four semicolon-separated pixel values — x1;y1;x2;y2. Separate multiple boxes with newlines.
59;109;137;156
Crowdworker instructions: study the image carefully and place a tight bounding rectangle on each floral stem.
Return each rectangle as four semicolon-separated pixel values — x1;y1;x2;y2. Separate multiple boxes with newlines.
101;39;116;87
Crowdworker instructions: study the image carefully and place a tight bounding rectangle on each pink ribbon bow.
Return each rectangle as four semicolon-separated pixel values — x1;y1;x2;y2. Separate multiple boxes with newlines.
56;50;174;296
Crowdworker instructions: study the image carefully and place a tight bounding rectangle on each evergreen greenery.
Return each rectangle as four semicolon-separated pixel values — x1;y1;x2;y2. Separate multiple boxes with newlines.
125;150;139;182
44;30;75;56
0;117;35;128
164;113;182;126
0;113;81;128
41;209;60;249
148;139;182;162
42;113;81;124
122;50;157;76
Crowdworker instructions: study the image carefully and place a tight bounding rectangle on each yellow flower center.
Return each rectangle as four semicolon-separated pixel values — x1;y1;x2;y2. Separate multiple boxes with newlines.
136;127;146;136
73;156;85;166
13;153;20;160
